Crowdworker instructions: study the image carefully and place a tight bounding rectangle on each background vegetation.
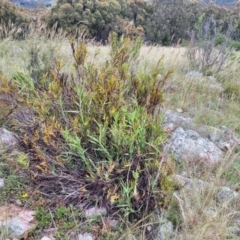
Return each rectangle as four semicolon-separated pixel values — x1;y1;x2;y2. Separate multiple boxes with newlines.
3;0;240;45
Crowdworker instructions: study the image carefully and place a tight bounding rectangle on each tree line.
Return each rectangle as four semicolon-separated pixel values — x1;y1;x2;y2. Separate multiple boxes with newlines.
2;0;240;44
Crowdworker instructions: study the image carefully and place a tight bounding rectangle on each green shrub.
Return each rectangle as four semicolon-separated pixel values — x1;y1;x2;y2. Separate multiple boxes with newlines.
0;34;175;231
215;34;226;46
229;40;240;51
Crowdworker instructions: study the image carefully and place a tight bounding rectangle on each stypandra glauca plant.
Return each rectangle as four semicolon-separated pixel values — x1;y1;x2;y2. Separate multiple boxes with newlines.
0;33;175;236
62;33;175;222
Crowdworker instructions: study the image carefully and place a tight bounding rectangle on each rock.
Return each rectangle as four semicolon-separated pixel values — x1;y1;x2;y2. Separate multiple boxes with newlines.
173;175;212;190
163;110;193;132
209;126;240;151
15;48;23;56
41;237;52;240
78;232;94;240
216;187;238;204
0;128;18;150
0;178;4;188
207;76;217;82
30;16;37;22
227;226;240;237
103;218;119;229
186;70;203;79
0;205;36;239
163;123;175;133
176;108;183;113
165;127;223;165
15;199;23;207
154;216;174;240
85;207;107;218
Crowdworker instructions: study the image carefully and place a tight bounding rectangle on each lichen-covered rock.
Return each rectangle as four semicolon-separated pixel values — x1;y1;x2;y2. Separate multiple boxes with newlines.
153;215;174;240
163;110;193;132
216;187;238;204
0;205;35;239
165;127;223;165
209;126;240;151
173;174;212;190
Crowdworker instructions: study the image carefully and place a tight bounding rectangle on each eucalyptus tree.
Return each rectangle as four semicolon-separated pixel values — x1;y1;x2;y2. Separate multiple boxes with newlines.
46;0;121;41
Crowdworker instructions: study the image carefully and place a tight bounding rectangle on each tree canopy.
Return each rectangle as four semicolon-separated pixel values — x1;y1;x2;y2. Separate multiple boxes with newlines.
3;0;240;44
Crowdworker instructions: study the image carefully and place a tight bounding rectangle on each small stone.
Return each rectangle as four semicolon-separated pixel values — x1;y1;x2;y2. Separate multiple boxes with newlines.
104;218;119;228
162;123;175;133
78;232;94;240
154;216;174;240
15;48;23;56
0;178;4;188
207;76;216;82
216;187;238;204
41;237;52;240
176;108;183;113
205;209;217;218
186;70;203;79
0;128;18;150
85;207;107;218
15;200;23;206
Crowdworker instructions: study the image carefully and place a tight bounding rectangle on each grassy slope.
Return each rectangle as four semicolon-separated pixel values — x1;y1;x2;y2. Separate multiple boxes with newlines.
0;37;240;239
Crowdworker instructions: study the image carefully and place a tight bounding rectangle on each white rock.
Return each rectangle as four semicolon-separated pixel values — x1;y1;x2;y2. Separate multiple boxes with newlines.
176;108;183;113
85;207;107;218
41;237;52;240
15;199;23;206
0;128;18;150
207;76;216;82
0;178;4;188
78;232;94;240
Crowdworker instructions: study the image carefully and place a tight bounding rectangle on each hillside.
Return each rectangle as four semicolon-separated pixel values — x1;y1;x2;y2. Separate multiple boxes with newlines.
205;0;236;4
10;0;54;8
9;0;239;9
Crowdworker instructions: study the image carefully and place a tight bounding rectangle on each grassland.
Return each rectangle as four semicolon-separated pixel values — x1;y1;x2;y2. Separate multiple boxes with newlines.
0;35;240;240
